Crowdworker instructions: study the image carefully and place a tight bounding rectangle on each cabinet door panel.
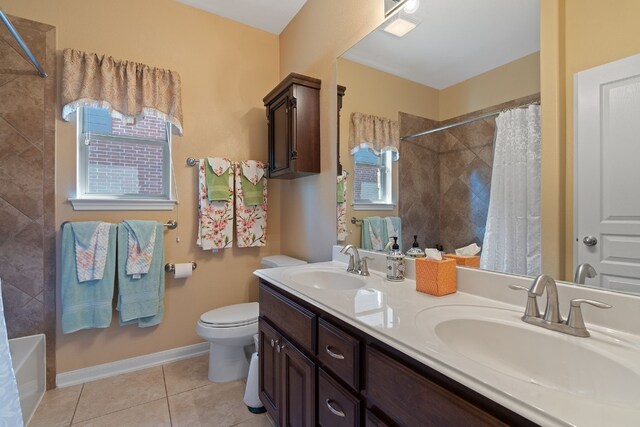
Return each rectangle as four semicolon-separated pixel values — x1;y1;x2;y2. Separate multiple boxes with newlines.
269;92;290;175
260;282;317;354
281;338;316;427
366;346;506;427
259;319;280;424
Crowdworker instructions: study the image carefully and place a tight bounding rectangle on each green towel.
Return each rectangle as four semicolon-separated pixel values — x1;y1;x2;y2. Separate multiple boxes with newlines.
242;175;264;205
337;179;345;203
61;223;116;334
117;222;165;328
205;161;230;201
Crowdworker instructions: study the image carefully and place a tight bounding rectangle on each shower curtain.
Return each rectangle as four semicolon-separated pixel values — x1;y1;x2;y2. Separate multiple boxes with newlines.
480;105;541;276
0;280;24;426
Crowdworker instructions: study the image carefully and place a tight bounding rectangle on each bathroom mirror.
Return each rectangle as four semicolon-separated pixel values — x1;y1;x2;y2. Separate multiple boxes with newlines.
338;0;640;297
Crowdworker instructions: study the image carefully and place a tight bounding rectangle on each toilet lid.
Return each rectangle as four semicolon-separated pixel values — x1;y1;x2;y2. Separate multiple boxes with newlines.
199;302;259;327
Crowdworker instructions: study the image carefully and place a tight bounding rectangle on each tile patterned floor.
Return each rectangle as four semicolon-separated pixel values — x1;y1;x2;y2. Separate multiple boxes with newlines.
29;355;273;427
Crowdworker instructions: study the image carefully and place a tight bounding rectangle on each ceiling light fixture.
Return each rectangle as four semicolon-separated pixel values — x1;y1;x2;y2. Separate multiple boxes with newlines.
382;17;417;37
403;0;420;14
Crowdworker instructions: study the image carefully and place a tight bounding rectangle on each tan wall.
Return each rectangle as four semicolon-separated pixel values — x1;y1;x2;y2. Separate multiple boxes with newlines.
0;0;281;373
539;0;566;279
561;0;640;279
439;52;541;121
278;0;384;262
337;58;439;247
538;0;640;280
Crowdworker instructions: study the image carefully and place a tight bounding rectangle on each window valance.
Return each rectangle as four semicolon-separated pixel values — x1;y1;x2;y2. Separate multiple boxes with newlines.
348;112;399;159
61;49;184;135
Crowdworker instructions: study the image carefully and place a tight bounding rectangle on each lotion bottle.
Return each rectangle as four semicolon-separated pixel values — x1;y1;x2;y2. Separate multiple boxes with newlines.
386;237;405;282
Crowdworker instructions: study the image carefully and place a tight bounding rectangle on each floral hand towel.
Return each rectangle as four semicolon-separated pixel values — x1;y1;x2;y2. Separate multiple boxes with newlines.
337;172;348;242
72;221;111;283
235;160;267;247
198;158;234;250
123;220;157;276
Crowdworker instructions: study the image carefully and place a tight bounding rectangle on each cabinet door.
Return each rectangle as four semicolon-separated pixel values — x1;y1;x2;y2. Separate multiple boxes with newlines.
280;338;316;427
269;91;291;176
259;319;281;424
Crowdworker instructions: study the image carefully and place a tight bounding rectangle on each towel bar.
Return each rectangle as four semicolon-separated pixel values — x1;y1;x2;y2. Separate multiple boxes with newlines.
60;220;178;230
164;262;197;273
351;217;363;225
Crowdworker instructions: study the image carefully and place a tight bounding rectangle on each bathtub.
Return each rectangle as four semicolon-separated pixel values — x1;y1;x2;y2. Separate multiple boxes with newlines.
9;334;46;425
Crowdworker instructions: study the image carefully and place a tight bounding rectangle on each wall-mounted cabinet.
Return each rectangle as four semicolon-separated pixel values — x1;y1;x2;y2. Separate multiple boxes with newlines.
263;73;321;179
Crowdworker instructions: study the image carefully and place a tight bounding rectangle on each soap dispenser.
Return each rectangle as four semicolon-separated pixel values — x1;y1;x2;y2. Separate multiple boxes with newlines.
406;235;426;258
386;237;405;282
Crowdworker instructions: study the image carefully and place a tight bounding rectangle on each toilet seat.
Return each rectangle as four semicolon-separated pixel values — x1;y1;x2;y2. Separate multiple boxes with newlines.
199;302;258;328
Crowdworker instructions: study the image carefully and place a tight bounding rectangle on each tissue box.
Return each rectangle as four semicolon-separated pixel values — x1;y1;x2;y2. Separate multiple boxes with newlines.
444;254;480;268
415;258;457;296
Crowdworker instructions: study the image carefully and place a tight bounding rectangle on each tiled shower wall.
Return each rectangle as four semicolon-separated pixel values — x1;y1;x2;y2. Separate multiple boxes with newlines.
398;95;539;253
0;15;56;388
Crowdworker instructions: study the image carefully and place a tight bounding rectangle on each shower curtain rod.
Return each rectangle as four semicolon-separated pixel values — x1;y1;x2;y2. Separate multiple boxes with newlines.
0;9;48;78
400;100;540;141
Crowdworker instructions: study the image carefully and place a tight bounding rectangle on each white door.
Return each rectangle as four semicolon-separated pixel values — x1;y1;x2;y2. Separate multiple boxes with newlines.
575;53;640;292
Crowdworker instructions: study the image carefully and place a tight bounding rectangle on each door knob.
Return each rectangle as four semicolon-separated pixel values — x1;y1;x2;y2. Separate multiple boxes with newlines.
583;236;598;247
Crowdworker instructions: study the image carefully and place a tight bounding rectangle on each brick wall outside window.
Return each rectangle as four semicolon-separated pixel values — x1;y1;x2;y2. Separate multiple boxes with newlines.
354;163;380;201
86;114;167;196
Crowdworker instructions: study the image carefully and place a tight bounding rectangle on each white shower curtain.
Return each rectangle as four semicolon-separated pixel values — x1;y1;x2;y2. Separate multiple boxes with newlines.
481;105;541;276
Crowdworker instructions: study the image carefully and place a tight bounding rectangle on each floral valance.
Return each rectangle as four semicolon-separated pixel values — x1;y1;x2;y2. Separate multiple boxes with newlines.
348;112;399;159
61;49;184;135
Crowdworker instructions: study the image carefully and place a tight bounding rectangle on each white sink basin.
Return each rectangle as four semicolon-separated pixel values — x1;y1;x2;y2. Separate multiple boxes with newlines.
285;268;372;290
415;305;640;407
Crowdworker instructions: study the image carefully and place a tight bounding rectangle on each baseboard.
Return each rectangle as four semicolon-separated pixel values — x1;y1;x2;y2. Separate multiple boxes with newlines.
56;342;209;388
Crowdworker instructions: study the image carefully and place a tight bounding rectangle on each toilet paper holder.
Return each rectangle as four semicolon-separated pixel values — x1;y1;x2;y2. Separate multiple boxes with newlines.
164;262;197;273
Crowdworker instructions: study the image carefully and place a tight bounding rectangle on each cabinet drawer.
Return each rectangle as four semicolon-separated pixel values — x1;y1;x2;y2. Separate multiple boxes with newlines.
259;282;317;354
365;410;391;427
318;318;360;390
366;346;506;427
318;369;361;427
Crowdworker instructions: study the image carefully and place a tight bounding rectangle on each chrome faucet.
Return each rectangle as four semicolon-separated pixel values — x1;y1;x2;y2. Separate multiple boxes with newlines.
339;244;373;276
510;274;612;337
529;274;562;323
574;263;597;284
340;244;361;274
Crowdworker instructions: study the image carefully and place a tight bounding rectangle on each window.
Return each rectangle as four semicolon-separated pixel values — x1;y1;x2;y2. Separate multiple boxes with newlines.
352;148;395;210
71;107;175;210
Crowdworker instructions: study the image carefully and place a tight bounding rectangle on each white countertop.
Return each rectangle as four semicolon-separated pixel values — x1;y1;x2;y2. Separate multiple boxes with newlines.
254;255;640;427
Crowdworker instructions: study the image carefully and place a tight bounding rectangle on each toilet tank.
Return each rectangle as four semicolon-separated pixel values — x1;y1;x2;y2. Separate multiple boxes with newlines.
261;255;307;268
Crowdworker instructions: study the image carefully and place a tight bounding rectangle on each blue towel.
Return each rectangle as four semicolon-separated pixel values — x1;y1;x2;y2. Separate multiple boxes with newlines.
117;222;164;327
61;222;116;334
360;216;383;251
382;216;403;252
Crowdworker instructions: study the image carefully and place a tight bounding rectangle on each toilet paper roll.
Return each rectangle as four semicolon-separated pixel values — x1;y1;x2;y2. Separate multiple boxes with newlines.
173;263;193;279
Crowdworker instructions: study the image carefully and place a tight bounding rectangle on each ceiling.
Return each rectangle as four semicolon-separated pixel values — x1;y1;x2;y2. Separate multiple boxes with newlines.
176;0;308;34
342;0;540;89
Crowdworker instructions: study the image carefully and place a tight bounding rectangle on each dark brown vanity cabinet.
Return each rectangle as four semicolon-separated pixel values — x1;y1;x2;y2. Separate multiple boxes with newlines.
263;73;321;179
258;280;536;427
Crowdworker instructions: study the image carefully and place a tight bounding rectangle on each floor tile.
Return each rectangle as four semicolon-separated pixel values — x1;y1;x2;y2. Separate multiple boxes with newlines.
29;384;82;427
72;398;170;427
72;366;166;423
168;381;254;427
163;355;211;396
231;414;273;427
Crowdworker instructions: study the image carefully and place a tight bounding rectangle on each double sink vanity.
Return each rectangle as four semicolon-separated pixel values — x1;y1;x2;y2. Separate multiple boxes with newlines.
254;246;640;427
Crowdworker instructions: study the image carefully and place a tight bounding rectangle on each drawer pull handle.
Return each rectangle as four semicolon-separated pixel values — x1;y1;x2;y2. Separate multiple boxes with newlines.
270;339;275;348
325;345;345;360
326;399;345;418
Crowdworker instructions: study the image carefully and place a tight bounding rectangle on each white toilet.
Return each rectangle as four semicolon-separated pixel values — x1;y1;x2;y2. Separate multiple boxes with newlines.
197;255;306;383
